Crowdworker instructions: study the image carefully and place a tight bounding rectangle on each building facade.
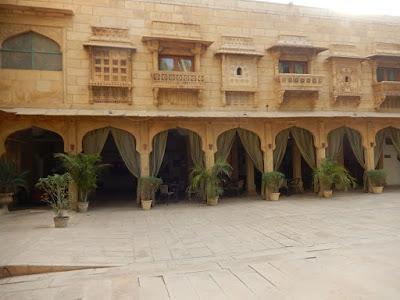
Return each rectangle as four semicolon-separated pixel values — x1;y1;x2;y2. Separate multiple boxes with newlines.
1;0;400;205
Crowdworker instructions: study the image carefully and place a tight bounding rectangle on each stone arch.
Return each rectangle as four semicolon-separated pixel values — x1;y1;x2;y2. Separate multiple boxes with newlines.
325;123;367;148
149;124;206;153
77;123;140;154
214;124;265;153
2;30;61;49
272;124;318;150
1;122;67;155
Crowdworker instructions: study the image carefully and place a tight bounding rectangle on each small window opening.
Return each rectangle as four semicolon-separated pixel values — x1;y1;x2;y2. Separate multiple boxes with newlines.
236;67;242;76
345;76;350;83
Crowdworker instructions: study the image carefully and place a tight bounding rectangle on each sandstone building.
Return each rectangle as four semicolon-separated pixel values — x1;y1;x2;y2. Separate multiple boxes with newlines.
1;0;400;206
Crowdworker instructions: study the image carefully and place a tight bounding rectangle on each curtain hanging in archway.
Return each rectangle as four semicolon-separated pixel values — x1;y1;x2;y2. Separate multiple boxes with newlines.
291;127;316;170
374;130;387;167
327;128;345;161
389;127;400;156
83;127;110;154
150;131;168;176
216;129;236;162
344;127;365;169
237;128;264;172
110;128;141;178
188;131;205;167
273;129;290;171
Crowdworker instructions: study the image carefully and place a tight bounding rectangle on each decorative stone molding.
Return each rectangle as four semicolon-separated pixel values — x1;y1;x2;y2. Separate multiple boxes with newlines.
267;35;327;55
84;26;136;105
275;74;324;104
216;37;262;108
327;47;364;103
373;81;400;109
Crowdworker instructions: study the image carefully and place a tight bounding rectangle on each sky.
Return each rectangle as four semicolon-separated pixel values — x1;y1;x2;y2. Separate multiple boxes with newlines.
258;0;400;16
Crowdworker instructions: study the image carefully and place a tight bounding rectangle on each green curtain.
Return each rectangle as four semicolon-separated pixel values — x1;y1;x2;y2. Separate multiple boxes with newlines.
389;127;400;156
344;128;365;169
327;127;345;161
237;128;264;172
110;128;140;178
215;129;236;161
273;129;290;171
150;131;168;176
83;127;110;154
291;127;316;170
374;129;387;168
188;131;204;167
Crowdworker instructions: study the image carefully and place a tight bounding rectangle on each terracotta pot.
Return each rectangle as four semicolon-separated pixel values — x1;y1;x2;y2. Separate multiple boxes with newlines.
77;202;89;213
372;186;384;194
269;192;280;201
53;216;69;228
323;190;333;198
0;193;13;213
141;200;152;210
207;197;219;206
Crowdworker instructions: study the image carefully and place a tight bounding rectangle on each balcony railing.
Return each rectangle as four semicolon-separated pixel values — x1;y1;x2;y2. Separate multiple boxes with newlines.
276;73;324;91
373;81;400;108
152;71;205;90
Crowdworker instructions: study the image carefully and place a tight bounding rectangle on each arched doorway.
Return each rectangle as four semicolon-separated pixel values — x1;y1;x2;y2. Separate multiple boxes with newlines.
375;127;400;186
82;127;140;207
5;127;64;208
216;128;264;197
150;128;204;203
274;127;316;193
327;127;365;188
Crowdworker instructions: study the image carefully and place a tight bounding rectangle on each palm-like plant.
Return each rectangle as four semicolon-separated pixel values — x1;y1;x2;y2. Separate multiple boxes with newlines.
262;171;285;193
189;158;232;204
55;153;108;203
314;159;356;193
0;158;29;194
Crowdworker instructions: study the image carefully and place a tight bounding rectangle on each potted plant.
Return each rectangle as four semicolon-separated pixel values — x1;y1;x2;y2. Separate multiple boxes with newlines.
314;159;356;198
366;169;387;194
0;158;28;214
262;171;285;201
55;153;107;212
35;173;70;228
139;176;163;210
189;158;232;206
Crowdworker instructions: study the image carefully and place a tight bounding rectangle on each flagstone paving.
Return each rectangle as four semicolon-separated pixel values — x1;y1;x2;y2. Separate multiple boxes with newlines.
1;190;400;299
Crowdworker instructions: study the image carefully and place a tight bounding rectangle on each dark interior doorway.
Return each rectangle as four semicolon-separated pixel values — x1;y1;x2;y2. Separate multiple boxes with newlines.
158;130;191;201
94;134;137;207
5;127;64;209
343;133;364;187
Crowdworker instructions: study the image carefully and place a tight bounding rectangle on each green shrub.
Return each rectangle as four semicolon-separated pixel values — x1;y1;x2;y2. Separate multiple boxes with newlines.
189;158;232;200
36;173;70;216
139;176;163;200
366;169;387;187
314;159;356;191
262;171;285;193
0;158;28;194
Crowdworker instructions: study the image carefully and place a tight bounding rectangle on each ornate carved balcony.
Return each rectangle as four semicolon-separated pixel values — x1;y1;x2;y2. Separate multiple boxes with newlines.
152;71;205;106
373;81;400;109
275;74;324;103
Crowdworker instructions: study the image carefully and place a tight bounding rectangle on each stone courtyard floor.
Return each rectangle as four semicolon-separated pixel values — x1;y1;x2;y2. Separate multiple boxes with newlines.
1;190;400;299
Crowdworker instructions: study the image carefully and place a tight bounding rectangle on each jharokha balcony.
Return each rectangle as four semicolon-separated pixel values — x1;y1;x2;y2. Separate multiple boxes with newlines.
151;71;205;106
373;81;400;109
275;73;324;104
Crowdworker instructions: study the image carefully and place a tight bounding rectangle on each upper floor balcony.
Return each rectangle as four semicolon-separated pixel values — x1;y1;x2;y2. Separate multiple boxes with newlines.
373;81;400;109
275;73;324;104
152;71;205;90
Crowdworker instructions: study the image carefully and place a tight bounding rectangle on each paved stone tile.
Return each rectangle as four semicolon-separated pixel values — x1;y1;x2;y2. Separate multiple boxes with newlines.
1;191;400;298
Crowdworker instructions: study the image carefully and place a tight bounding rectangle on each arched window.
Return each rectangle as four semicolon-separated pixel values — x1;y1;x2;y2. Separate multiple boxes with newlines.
1;31;62;71
236;67;242;76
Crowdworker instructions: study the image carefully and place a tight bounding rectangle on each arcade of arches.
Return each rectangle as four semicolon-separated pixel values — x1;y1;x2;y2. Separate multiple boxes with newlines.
1;119;400;209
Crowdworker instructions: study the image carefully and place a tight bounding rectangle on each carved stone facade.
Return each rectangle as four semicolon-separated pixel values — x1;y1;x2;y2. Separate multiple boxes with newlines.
0;0;400;188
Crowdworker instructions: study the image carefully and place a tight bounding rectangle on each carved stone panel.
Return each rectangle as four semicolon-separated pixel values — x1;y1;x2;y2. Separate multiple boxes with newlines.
331;60;362;100
222;55;258;92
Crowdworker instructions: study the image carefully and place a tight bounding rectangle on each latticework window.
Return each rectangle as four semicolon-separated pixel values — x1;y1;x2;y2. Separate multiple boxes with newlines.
89;47;132;104
1;31;62;71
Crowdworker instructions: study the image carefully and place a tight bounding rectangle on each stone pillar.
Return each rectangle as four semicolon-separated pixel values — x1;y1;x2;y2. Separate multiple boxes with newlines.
292;142;303;192
205;149;214;170
316;145;326;168
246;153;257;196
